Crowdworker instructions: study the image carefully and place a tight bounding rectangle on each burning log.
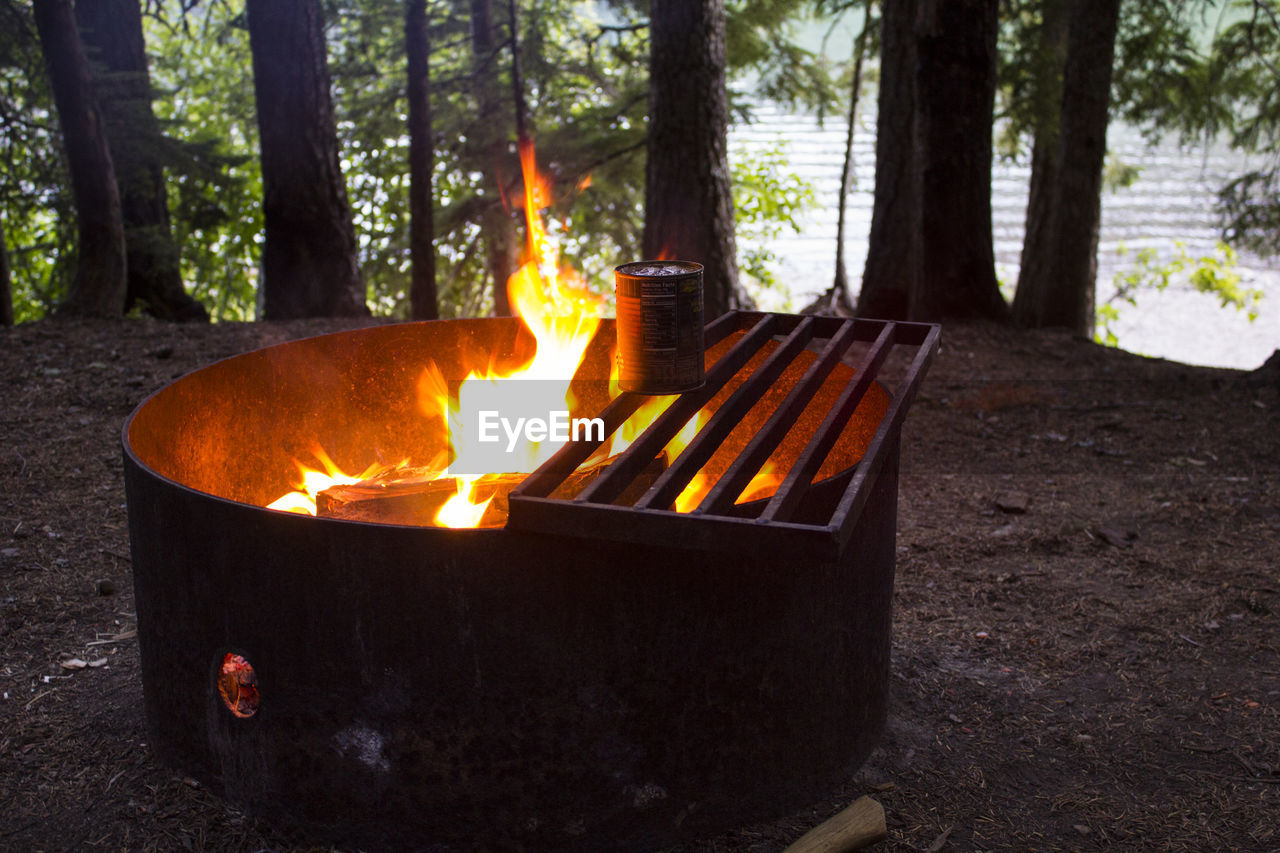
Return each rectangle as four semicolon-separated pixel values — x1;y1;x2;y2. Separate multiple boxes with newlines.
317;470;518;528
316;454;665;528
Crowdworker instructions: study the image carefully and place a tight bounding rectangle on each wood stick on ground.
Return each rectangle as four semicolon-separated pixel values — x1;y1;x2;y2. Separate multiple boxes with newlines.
783;796;887;853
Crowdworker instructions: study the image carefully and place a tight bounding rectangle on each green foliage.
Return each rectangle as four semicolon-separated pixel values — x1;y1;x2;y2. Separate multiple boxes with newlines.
995;0;1063;159
730;141;815;300
1098;239;1262;345
0;0;75;321
0;0;874;322
997;1;1222;155
146;2;262;321
727;0;841;120
1204;1;1280;254
1106;0;1280;256
1110;0;1224;145
323;0;650;316
1218;168;1280;255
1102;153;1142;192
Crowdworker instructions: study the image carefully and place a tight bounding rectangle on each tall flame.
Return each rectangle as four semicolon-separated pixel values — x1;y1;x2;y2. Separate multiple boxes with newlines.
415;137;610;520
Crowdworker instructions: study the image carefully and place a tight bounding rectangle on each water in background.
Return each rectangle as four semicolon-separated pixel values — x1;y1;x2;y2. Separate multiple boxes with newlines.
730;102;1280;370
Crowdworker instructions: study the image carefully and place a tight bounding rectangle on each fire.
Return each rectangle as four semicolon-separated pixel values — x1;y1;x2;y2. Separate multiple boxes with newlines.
414;137;610;512
738;461;779;504
267;138;779;526
435;476;493;528
266;448;392;516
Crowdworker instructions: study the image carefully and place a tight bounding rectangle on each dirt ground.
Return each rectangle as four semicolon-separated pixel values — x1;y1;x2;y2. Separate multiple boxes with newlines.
1;316;1277;852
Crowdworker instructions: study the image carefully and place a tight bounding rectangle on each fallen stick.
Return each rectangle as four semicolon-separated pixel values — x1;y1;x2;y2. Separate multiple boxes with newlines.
783;796;886;853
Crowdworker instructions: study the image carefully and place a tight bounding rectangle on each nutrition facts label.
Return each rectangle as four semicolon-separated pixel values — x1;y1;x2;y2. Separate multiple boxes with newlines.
615;269;704;393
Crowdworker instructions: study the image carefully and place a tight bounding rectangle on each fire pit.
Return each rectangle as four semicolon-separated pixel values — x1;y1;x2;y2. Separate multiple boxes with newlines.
123;311;936;849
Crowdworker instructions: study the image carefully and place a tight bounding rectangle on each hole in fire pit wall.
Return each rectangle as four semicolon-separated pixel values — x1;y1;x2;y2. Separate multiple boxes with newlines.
216;652;259;718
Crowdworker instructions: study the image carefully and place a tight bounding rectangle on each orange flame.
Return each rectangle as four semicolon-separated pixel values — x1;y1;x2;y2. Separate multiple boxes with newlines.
267;140;775;526
266;448;393;515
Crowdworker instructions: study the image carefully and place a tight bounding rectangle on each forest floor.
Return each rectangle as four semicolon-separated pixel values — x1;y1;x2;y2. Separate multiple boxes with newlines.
1;316;1278;852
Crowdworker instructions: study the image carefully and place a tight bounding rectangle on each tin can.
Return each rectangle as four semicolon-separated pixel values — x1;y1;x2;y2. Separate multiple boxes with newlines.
614;260;705;394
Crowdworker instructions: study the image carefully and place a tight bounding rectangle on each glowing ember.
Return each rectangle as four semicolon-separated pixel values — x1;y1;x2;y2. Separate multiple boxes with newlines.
217;653;260;718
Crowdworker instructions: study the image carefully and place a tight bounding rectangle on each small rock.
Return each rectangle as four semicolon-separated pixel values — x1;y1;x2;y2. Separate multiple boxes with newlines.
61;658;88;670
1074;734;1093;744
96;579;119;597
1074;824;1091;835
1204;620;1220;631
86;658;109;668
994;491;1030;514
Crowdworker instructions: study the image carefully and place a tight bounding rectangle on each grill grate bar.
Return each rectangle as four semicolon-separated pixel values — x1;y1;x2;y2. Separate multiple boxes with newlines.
758;322;894;524
828;322;941;553
696;316;868;516
572;314;779;505
507;312;939;559
634;317;818;510
516;311;745;499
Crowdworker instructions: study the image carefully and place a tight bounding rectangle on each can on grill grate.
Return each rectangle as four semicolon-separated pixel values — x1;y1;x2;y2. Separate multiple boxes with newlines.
614;260;705;395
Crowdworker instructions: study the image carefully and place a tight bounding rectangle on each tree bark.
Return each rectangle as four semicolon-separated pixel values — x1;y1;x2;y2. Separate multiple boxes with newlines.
406;0;438;320
74;0;208;321
829;0;872;312
911;0;1007;321
1013;0;1069;330
1012;0;1120;335
32;0;127;318
470;0;517;317
857;0;916;319
1;224;12;326
643;0;745;320
245;0;367;319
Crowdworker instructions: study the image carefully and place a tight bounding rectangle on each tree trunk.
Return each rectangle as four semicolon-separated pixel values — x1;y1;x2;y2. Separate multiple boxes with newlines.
406;0;438;320
1013;0;1069;330
470;0;517;317
829;0;872;312
1012;0;1120;335
74;0;208;322
911;0;1007;321
245;0;367;319
1;224;12;326
32;0;126;318
643;0;745;320
507;0;528;145
857;0;916;319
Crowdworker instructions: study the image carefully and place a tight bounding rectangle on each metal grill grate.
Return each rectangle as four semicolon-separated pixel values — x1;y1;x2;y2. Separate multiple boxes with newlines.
507;311;940;559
